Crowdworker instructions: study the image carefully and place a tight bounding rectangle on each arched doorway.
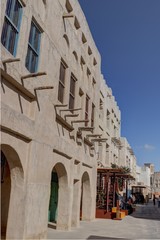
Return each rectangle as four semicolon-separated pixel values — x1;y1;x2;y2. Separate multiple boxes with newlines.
48;170;58;223
48;162;70;230
1;144;24;239
1;151;11;239
80;171;92;221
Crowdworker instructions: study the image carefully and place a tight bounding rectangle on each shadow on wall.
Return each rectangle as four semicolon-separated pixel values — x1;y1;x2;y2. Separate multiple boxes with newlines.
87;236;130;240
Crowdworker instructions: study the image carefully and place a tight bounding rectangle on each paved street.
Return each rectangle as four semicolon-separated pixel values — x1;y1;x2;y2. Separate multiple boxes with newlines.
47;200;160;239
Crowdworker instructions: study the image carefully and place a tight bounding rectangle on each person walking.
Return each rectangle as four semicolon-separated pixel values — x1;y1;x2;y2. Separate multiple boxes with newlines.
157;195;160;208
153;194;156;206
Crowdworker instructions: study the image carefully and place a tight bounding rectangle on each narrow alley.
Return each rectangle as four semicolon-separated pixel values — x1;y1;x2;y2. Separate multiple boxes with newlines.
47;200;160;239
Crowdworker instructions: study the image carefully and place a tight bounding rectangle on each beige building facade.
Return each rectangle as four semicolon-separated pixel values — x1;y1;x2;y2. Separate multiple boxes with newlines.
151;171;160;197
119;137;137;179
1;0;137;239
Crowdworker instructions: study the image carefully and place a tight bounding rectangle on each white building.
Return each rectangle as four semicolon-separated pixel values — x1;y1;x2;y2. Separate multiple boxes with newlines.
134;164;151;197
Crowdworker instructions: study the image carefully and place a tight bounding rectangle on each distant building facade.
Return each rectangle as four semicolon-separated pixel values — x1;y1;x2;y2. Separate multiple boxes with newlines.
134;164;151;197
151;172;160;197
1;0;137;239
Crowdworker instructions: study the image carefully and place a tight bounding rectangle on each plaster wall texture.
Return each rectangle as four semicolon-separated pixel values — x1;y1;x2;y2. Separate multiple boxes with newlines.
1;0;136;239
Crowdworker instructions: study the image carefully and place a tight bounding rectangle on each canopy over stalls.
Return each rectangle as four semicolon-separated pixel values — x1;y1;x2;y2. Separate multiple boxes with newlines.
96;168;135;218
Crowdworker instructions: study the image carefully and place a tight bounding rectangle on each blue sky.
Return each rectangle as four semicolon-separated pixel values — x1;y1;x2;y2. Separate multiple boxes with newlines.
78;0;160;171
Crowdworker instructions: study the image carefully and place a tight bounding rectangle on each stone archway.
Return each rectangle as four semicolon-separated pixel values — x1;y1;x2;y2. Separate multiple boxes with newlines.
48;162;70;230
80;171;92;221
1;144;24;240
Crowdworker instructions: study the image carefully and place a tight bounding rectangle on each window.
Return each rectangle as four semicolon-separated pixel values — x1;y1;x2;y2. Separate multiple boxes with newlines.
25;21;41;73
92;77;96;86
85;95;90;126
91;103;95;127
106;110;110;129
87;67;91;79
69;74;76;110
58;62;66;103
80;56;85;70
1;0;23;56
65;0;73;13
74;17;80;30
88;46;92;55
93;57;97;66
99;98;103;119
82;32;87;44
114;126;116;137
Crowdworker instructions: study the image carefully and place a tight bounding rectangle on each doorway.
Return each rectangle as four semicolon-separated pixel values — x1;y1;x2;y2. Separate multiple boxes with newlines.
48;171;59;222
1;151;11;239
80;171;92;221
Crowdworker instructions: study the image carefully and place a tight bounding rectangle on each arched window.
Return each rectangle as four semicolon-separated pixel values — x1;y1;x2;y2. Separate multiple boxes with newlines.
65;0;73;13
73;51;78;62
63;34;70;48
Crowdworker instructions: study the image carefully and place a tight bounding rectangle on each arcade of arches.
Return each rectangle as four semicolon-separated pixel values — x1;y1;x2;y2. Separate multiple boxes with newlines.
1;148;93;239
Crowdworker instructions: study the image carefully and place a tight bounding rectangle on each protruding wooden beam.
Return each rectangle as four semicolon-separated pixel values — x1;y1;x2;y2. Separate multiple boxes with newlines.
84;137;93;147
71;120;89;124
64;114;79;120
91;138;108;142
60;108;81;113
53;149;72;160
21;72;47;80
56;114;74;132
82;163;92;168
34;86;54;91
78;127;94;133
63;13;74;18
2;58;20;64
86;134;102;138
54;104;68;108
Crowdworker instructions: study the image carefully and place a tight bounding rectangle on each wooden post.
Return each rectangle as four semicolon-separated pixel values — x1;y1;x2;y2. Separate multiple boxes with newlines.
126;180;128;202
106;172;109;212
113;173;116;207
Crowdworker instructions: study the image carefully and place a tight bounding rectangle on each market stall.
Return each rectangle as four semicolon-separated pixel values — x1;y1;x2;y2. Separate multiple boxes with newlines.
96;168;135;219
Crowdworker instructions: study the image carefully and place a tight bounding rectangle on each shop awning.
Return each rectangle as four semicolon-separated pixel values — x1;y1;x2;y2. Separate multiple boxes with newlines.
97;168;135;180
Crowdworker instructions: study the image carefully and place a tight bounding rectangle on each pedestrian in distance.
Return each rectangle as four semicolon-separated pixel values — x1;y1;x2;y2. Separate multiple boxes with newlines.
145;195;149;205
157;195;160;208
153;194;156;206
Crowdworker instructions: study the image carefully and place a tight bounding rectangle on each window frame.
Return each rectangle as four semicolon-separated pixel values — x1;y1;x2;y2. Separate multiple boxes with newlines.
69;74;76;110
1;0;23;56
85;95;90;126
58;61;67;103
91;103;95;127
25;20;41;73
